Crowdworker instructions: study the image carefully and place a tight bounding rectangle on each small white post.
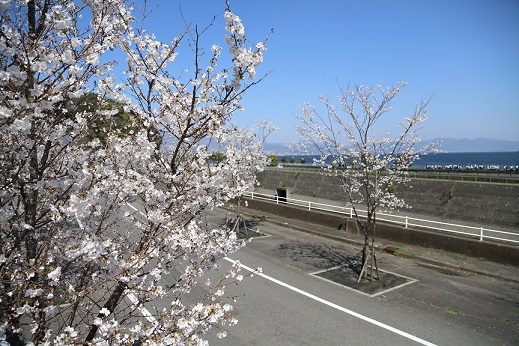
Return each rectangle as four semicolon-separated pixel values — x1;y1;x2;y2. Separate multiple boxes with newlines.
276;194;279;204
350;207;353;218
405;216;408;228
308;201;311;210
480;227;483;241
251;191;254;199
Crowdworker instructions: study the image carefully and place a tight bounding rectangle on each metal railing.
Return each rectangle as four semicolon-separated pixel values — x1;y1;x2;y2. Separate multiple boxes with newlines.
243;191;519;245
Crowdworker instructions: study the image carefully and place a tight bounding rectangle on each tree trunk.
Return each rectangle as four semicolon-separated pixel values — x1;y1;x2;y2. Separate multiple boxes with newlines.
84;281;127;344
358;221;370;280
357;219;379;282
24;2;46;342
361;234;369;269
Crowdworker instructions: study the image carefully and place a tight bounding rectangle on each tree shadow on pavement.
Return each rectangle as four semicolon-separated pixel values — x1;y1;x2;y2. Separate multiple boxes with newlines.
271;241;363;274
222;217;265;239
272;241;415;295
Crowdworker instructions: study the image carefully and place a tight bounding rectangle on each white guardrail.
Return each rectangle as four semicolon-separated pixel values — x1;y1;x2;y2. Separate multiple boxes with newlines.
243;191;519;245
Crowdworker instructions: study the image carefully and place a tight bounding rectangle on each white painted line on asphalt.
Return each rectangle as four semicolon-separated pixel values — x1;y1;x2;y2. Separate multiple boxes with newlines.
123;202;160;328
224;257;437;346
125;204;431;344
126;202;141;213
124;290;159;326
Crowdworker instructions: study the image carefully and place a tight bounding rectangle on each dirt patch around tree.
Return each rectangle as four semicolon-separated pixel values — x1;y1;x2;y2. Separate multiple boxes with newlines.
312;266;417;297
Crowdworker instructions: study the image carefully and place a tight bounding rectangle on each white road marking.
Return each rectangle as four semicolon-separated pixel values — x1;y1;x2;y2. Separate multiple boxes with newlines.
124;290;159;326
311;266;418;298
124;205;433;345
224;257;437;346
123;203;160;326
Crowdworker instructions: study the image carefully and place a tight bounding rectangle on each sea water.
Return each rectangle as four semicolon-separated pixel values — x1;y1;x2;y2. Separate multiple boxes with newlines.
279;152;519;170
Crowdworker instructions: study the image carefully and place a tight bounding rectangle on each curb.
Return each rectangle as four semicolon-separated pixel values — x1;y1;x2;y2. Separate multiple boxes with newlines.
235;208;519;285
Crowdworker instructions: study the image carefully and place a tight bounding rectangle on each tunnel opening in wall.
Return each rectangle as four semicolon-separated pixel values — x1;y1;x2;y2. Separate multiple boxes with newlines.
276;188;287;203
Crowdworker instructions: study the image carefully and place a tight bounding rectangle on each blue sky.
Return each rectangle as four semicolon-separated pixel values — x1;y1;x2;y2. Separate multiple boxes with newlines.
136;0;519;143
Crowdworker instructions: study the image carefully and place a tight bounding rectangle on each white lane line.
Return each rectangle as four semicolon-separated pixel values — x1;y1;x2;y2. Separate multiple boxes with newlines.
124;290;159;326
123;203;160;327
224;257;436;346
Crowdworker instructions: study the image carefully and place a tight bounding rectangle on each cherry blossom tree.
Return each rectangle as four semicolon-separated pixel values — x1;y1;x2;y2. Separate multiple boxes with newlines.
295;82;438;282
255;120;279;144
0;0;270;344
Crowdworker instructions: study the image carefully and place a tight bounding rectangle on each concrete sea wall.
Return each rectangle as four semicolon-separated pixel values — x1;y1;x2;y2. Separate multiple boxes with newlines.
255;170;519;230
247;170;519;265
244;197;519;266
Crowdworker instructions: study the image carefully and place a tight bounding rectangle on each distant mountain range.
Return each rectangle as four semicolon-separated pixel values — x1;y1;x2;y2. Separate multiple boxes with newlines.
263;137;519;155
422;137;519;153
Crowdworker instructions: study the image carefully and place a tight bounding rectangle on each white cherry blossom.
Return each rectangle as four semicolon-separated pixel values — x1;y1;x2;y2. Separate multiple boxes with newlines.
0;0;268;344
296;82;440;280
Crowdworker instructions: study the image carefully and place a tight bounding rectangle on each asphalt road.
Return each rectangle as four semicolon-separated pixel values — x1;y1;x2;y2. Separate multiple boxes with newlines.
199;208;519;345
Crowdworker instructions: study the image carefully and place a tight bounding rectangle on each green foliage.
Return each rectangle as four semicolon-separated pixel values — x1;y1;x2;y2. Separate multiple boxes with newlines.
388;184;398;193
440;186;456;206
447;186;456;197
444;307;461;314
394;246;405;255
67;92;161;146
281;157;288;163
383;246;405;256
255;215;267;222
267;155;279;166
208;152;226;164
289;157;296;164
279;173;288;187
300;157;306;164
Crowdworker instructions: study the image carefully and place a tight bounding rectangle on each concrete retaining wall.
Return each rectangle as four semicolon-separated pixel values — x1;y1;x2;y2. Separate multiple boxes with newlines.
256;170;519;230
245;197;519;266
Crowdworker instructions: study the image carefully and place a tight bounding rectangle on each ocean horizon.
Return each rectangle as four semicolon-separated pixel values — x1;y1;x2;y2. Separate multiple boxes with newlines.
275;151;519;170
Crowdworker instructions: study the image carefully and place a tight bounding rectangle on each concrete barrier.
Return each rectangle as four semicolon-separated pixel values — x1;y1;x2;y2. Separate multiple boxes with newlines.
244;197;519;267
256;170;519;229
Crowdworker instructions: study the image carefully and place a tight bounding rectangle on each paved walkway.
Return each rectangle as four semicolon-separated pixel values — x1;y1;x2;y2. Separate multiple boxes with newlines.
234;206;519;284
212;206;519;345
